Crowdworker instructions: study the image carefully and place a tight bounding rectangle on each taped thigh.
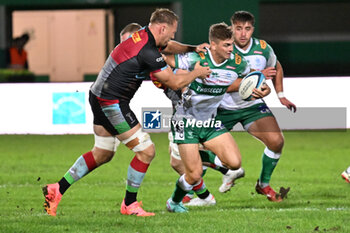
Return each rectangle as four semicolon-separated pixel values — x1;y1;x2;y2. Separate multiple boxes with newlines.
94;134;120;152
122;128;153;152
168;132;181;160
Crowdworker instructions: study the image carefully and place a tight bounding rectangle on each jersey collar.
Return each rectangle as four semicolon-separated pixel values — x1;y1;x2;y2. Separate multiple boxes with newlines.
145;26;157;48
207;48;228;67
234;38;253;54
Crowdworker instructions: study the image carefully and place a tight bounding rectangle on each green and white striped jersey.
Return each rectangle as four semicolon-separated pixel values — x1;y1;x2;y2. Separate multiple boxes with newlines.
174;48;250;121
220;37;277;110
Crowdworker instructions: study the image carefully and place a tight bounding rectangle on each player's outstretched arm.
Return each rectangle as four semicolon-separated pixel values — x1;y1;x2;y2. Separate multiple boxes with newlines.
261;67;276;80
153;61;211;90
164;54;176;68
273;61;297;112
163;40;209;54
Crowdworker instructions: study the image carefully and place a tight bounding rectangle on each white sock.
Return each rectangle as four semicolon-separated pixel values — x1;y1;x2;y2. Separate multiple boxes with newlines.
259;181;269;188
178;174;193;192
205;193;213;201
214;156;223;167
346;166;350;173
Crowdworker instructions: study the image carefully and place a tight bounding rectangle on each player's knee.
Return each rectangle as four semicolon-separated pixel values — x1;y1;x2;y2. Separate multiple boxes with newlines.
223;158;241;170
122;129;154;155
91;148;115;166
268;134;284;153
186;170;203;184
93;135;119;165
187;174;202;185
170;156;179;168
142;143;156;160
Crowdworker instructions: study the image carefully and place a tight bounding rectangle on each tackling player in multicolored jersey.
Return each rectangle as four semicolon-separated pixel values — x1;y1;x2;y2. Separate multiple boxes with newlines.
217;11;296;201
164;23;252;213
118;22;220;207
42;8;211;217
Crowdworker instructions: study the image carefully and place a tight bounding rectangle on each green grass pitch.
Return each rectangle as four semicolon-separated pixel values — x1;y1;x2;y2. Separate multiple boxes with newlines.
1;131;350;232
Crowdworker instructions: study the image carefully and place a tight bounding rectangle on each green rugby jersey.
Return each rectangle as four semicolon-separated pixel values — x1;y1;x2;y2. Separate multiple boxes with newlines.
220;38;277;110
174;49;250;121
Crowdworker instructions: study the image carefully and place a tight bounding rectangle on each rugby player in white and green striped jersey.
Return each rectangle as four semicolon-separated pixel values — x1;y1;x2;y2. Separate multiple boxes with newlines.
164;22;255;213
217;11;296;202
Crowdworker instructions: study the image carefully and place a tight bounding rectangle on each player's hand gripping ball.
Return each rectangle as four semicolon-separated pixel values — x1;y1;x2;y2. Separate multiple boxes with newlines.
238;71;266;101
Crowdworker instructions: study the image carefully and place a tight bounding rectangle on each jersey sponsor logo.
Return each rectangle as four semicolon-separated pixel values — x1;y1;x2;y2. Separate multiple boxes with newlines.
235;53;242;65
214;121;225;131
199;52;205;60
132;31;141;43
258;104;271;114
204;62;209;65
125;112;136;124
205;78;230;84
156;56;164;62
254;51;263;54
226;65;236;70
195;85;225;94
152;80;165;89
260;40;267;49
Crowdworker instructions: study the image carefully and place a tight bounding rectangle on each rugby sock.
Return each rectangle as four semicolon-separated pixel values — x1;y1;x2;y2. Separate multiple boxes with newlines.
199;150;216;164
193;178;210;199
199;150;224;167
202;166;208;177
346;166;350;174
259;147;281;188
58;151;97;195
172;175;193;203
219;167;230;175
124;156;150;206
209;164;229;175
200;150;229;174
185;190;195;198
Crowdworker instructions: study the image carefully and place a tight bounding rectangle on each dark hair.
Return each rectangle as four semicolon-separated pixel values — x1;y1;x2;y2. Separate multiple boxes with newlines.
150;8;178;25
230;11;255;26
209;22;233;43
120;23;142;36
20;33;30;42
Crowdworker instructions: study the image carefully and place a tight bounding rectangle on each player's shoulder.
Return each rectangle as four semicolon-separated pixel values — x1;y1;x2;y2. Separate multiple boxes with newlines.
178;51;206;61
228;52;247;66
252;37;272;51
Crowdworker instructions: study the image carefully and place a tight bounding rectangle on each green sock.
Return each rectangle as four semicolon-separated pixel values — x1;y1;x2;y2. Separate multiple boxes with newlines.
259;152;279;184
187;190;194;196
201;168;207;177
199;150;216;163
172;180;189;203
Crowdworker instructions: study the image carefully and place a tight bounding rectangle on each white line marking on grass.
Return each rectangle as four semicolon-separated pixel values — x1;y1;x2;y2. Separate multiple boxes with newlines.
219;207;349;212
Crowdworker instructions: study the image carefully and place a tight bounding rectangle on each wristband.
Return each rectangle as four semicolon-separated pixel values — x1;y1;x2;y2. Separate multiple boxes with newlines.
277;92;285;98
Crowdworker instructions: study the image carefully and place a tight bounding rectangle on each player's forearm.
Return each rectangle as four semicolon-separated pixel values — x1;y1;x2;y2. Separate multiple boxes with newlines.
272;61;284;93
164;54;176;68
167;71;199;90
226;79;241;92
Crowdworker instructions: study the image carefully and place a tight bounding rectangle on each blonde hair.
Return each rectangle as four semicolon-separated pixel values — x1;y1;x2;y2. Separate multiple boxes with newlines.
150;8;178;25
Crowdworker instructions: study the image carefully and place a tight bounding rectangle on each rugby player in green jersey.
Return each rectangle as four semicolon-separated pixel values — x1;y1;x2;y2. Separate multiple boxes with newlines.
217;11;296;202
164;22;262;213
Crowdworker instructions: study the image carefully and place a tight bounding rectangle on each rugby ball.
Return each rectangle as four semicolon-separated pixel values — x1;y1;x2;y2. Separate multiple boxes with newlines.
238;71;266;101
